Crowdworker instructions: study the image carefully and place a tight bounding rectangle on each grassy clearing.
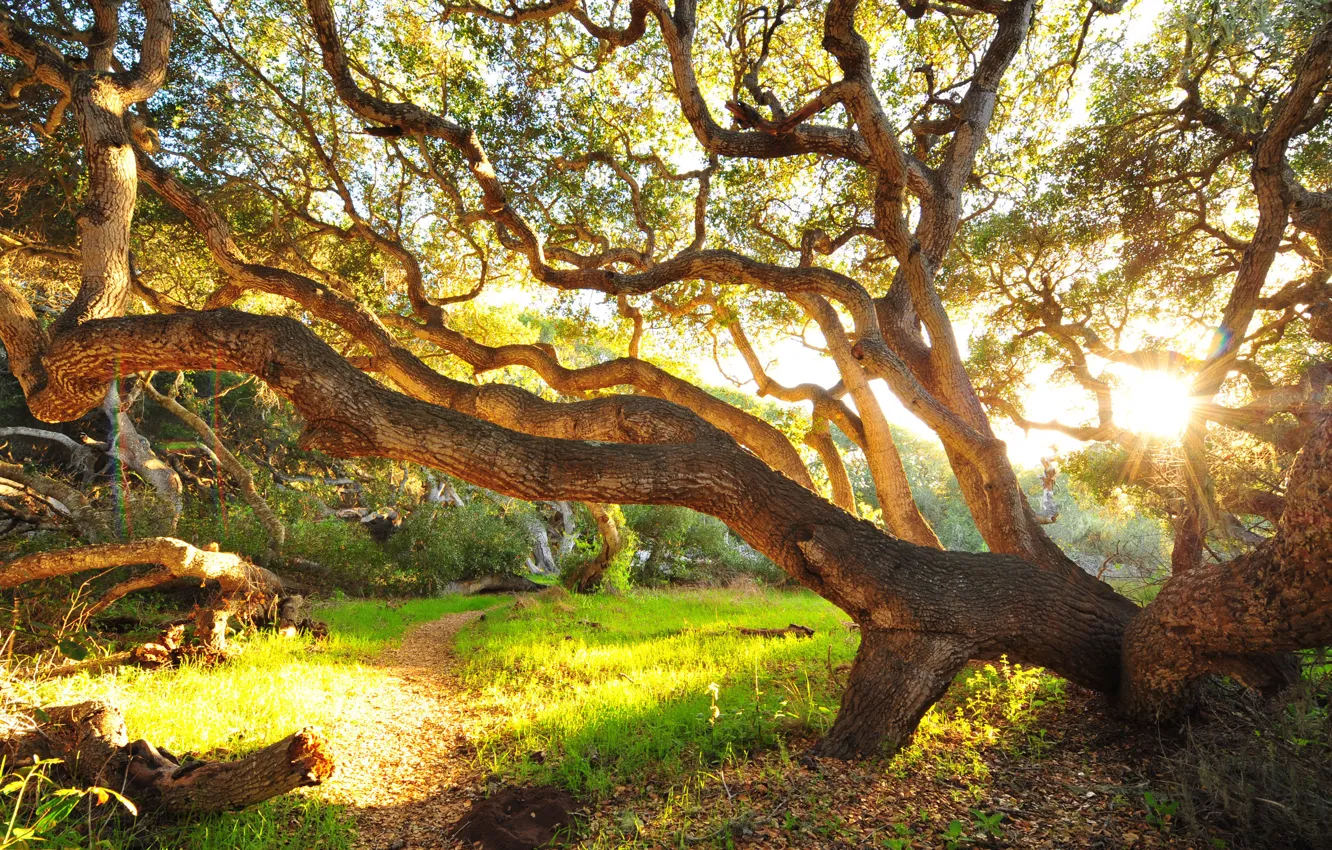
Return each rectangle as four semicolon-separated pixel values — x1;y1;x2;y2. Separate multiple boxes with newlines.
459;588;1065;801
22;595;499;850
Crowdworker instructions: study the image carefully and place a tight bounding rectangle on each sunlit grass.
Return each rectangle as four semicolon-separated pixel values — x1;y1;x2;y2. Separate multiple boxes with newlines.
26;595;499;850
459;589;1066;800
33;596;497;756
459;588;857;794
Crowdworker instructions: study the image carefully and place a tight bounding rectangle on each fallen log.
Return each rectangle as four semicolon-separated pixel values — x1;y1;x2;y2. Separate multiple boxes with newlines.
446;574;544;595
1;537;282;653
736;623;815;638
3;701;333;815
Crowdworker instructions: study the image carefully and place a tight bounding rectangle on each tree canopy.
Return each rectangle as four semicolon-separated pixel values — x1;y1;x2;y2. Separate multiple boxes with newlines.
1;0;1330;758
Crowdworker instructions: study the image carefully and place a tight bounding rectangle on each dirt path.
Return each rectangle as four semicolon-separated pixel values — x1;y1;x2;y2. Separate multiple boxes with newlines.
319;610;492;850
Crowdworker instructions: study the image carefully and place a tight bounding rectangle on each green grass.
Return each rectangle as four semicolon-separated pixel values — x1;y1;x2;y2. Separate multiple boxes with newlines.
459;588;859;795
25;595;500;850
458;588;1064;799
23;589;1070;848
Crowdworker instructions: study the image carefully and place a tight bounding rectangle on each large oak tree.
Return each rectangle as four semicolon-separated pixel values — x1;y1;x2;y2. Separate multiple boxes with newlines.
1;0;1329;757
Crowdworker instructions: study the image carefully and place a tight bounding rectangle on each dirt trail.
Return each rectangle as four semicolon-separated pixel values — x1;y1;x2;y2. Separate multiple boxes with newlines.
319;610;492;850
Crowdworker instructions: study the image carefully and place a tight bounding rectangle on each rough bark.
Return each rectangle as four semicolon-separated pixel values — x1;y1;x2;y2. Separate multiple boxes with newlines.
566;502;625;593
1120;413;1332;718
5;701;332;814
813;630;971;758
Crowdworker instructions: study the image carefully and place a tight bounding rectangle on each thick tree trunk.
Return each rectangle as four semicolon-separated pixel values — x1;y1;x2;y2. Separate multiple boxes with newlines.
566;503;625;593
814;630;971;759
1119;413;1332;718
6;701;332;814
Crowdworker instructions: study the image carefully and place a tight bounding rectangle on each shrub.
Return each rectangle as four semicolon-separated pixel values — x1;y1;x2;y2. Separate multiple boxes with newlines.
384;501;531;595
624;505;782;586
1167;670;1332;850
176;502;271;561
285;519;394;595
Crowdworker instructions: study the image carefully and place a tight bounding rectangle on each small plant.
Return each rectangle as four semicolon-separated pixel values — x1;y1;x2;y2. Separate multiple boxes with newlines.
882;821;915;849
1144;790;1178;831
941;818;969;849
970;809;1004;838
1;758;138;849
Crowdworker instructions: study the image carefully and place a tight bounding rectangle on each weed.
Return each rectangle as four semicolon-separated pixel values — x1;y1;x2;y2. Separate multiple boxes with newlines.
1144;790;1178;831
970;808;1004;838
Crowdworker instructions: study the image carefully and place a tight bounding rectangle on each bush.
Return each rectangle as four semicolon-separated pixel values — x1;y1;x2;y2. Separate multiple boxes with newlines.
384;501;531;595
624;505;782;586
176;502;272;561
1167;668;1332;850
285;519;394;595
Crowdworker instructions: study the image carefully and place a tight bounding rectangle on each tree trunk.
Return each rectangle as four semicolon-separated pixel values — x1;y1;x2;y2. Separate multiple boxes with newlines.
566;503;625;593
813;629;971;759
523;513;559;575
104;384;182;530
5;701;333;814
1119;413;1332;719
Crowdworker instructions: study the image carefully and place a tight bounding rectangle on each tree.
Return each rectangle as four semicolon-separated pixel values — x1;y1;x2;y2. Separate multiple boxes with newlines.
0;0;1329;759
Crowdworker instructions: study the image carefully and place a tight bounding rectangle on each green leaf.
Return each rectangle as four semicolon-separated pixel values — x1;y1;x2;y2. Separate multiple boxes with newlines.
57;639;89;661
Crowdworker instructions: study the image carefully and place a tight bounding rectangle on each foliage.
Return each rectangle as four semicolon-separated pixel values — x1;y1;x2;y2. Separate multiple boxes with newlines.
284;519;395;595
385;502;533;594
0;757;137;850
624;506;782;587
1166;669;1332;849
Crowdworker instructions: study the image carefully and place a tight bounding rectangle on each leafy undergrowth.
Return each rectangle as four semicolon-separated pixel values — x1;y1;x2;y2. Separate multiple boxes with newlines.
19;596;498;850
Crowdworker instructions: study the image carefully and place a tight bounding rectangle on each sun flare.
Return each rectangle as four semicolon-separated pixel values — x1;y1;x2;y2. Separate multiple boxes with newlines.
1112;370;1196;438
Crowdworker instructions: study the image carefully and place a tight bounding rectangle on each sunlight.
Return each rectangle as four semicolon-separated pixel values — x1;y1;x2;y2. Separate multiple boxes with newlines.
1112;369;1196;438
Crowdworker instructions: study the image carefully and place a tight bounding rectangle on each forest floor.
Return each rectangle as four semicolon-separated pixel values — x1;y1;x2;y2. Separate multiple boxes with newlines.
30;588;1321;850
322;589;1238;850
319;608;495;850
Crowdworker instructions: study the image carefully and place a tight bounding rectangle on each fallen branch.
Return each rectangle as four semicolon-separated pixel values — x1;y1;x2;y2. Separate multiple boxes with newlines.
736;624;815;638
446;574;543;595
3;701;333;814
2;538;282;651
0;461;111;541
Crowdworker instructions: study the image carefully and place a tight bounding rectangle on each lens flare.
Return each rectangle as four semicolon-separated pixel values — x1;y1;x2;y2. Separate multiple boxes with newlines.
1113;370;1195;438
